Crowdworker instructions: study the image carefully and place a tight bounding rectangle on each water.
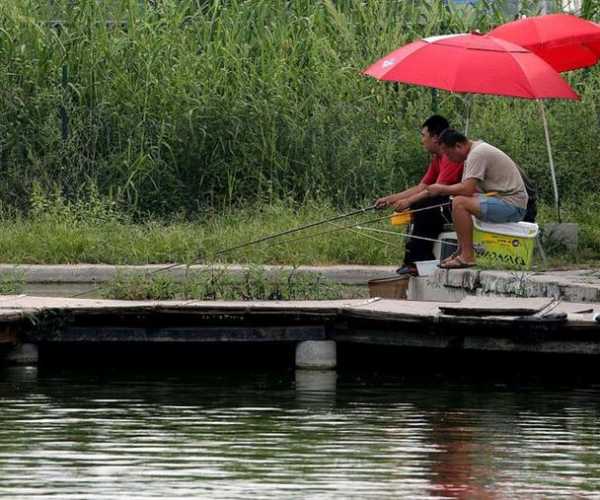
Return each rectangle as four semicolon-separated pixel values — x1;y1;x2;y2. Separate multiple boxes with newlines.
1;367;600;499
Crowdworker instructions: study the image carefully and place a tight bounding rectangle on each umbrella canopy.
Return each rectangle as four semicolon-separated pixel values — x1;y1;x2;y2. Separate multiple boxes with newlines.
489;14;600;73
363;33;579;100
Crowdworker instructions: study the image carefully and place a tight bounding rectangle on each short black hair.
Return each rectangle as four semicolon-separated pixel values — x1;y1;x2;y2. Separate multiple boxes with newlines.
422;115;449;137
438;128;468;147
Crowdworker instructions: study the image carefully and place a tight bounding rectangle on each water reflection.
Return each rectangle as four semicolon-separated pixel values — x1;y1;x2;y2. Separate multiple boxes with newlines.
295;369;336;409
424;410;495;498
1;369;600;498
3;365;38;384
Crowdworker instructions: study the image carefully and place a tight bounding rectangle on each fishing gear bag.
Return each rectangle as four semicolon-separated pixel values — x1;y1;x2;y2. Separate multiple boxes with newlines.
517;165;537;223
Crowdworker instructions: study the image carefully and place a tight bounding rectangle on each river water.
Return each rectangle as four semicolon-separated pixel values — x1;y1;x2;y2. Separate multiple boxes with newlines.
1;366;600;499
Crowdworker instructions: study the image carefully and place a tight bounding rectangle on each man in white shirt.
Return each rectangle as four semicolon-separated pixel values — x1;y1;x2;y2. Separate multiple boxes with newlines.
425;129;527;269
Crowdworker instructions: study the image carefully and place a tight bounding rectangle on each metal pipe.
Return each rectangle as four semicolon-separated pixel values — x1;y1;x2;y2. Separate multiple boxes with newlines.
538;100;561;222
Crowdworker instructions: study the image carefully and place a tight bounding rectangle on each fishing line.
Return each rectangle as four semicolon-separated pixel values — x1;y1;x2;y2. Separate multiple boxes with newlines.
269;200;452;249
325;220;400;248
355;226;458;247
214;199;452;256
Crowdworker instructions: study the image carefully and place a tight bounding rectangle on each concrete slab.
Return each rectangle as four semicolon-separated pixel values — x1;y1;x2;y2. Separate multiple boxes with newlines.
425;269;600;303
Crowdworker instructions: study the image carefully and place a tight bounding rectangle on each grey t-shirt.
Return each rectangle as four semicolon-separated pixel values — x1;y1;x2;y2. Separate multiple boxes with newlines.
462;141;528;209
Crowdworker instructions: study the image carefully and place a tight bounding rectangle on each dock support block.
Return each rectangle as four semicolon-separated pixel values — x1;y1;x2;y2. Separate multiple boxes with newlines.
295;340;336;370
5;343;39;365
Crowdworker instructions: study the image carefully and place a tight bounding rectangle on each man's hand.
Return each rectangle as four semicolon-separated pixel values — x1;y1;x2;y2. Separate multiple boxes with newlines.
425;183;446;196
391;198;411;211
375;195;400;209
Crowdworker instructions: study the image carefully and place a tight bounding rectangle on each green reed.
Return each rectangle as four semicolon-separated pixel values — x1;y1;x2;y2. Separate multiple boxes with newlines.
101;266;363;301
0;0;597;218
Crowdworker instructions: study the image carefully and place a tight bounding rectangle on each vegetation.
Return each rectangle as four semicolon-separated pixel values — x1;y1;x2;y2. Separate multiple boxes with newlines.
0;0;596;281
0;0;598;218
101;267;363;300
582;0;600;19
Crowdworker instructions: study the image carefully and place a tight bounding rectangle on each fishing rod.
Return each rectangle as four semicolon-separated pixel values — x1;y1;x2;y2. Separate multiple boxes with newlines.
71;200;452;298
268;200;452;249
296;192;499;251
214;204;378;256
71;205;381;298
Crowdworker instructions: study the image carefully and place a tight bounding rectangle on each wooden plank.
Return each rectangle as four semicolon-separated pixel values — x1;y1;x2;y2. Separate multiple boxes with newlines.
439;296;554;316
0;309;29;323
333;329;451;348
337;328;600;355
0;296;374;316
342;299;445;323
27;325;327;343
0;326;17;344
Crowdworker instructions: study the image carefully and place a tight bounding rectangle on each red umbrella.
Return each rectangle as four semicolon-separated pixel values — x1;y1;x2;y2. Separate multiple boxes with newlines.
489;14;600;73
363;33;579;220
363;33;579;100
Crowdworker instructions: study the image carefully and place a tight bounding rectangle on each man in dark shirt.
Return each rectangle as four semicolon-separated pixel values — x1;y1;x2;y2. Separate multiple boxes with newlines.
375;115;463;275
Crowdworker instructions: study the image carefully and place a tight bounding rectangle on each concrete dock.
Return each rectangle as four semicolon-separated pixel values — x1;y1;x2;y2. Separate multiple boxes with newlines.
0;294;598;366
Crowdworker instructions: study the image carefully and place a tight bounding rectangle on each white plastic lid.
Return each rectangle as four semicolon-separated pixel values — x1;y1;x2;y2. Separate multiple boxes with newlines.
473;217;539;238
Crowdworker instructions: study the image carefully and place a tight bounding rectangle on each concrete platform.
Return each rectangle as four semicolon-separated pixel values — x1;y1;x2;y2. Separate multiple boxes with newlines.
411;269;600;303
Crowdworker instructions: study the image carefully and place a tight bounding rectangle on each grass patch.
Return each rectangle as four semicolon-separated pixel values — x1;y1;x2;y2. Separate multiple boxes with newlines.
0;271;26;295
0;189;596;270
536;195;600;269
101;267;366;301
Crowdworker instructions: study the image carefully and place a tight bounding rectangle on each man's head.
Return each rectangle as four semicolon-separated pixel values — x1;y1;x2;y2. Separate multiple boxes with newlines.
421;115;449;154
438;128;470;163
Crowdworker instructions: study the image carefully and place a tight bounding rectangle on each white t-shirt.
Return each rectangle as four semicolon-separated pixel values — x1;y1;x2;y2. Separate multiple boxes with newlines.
462;141;528;209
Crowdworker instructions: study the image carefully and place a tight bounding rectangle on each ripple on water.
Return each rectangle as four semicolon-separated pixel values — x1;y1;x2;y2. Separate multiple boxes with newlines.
2;371;600;498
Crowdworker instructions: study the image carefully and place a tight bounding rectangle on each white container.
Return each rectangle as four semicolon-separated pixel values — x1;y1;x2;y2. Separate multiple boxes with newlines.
415;259;440;276
472;218;539;268
433;231;458;260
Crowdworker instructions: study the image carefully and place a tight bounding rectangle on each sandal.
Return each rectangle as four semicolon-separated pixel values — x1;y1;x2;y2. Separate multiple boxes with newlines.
438;255;476;269
440;251;459;266
396;265;417;276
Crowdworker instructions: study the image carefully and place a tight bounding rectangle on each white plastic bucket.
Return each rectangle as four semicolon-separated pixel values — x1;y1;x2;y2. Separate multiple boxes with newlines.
415;259;439;276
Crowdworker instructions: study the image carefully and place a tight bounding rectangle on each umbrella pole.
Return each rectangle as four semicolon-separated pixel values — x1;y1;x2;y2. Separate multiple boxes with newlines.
538;100;561;222
464;95;474;136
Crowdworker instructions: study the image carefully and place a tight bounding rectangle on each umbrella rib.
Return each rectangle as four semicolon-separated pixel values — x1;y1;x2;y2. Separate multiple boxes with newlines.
509;54;543;99
436;42;527;54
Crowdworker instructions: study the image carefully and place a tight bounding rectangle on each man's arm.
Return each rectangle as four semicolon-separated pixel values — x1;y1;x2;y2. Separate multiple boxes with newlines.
425;178;479;197
375;183;427;209
390;187;431;211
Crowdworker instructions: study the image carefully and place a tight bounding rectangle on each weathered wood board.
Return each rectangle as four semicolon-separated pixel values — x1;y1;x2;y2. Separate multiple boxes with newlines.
438;296;555;316
0;295;597;354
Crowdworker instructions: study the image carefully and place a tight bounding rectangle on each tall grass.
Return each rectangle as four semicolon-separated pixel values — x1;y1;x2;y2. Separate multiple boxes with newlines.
0;0;598;217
